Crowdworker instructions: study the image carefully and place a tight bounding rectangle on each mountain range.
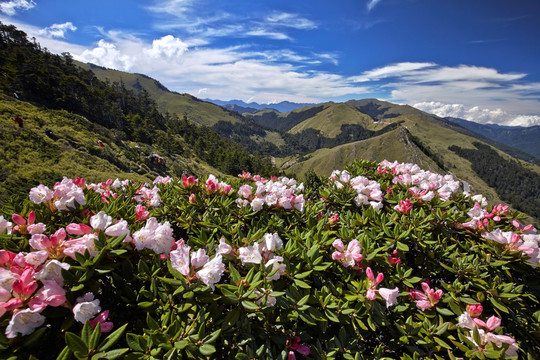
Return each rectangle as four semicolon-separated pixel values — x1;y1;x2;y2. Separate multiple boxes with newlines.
1;22;539;225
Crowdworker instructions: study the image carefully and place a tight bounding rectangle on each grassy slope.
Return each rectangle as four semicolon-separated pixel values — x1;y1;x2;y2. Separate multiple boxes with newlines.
282;127;442;176
285;105;540;208
0;94;220;202
78;62;285;147
287;103;387;137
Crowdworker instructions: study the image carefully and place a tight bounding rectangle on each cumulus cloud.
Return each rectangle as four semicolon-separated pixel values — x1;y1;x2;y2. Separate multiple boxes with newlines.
144;35;188;58
0;0;35;15
413;101;540;127
78;40;134;71
38;22;77;39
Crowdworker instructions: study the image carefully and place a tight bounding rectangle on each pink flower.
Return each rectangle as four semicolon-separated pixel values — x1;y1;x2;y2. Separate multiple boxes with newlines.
409;282;443;311
238;171;252;180
188;193;197;204
190;249;210;268
286;336;310;358
0;216;13;234
135;204;149;223
332;239;363;267
89;310;114;333
66;223;92;235
467;202;486;221
28;280;67;311
365;267;385;301
90;211;112;231
216;238;233;256
182;174;198;188
387;250;401;265
394;198;413;214
239;244;263;265
467;304;483;318
328;213;339;226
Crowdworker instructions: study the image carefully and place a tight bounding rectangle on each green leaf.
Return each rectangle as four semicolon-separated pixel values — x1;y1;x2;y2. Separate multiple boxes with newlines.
89;322;101;350
97;324;128;352
294;270;313;279
436;307;455;317
229;263;241;285
91;348;129;360
199;344;216;356
294;279;311;289
489;297;509;313
202;329;221;344
126;334;145;352
241;300;259;311
65;332;88;356
56;346;72;360
396;241;409;252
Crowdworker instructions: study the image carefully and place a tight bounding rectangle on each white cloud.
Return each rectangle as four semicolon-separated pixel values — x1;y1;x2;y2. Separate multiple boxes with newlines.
0;0;35;15
352;62;436;82
265;12;317;30
245;29;290;40
367;0;382;11
144;35;188;58
38;22;77;39
413;101;540;127
78;39;135;71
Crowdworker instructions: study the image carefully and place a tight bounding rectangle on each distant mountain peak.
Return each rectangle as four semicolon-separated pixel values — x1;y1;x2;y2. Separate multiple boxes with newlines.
204;99;318;113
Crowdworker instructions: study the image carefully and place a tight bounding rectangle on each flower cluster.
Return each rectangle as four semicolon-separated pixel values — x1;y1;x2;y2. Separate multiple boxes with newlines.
329;170;383;209
169;239;226;290
239;233;286;280
458;304;519;356
379;160;461;201
236;176;305;212
30;177;86;211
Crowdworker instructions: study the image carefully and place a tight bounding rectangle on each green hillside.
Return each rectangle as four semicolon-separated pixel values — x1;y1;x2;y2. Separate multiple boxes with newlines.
287;102;387;137
0;94;218;201
77;62;286;149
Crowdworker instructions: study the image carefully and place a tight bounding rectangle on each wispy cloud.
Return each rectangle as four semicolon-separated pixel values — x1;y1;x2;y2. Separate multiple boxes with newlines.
265;12;317;30
0;0;35;15
367;0;383;12
38;22;77;39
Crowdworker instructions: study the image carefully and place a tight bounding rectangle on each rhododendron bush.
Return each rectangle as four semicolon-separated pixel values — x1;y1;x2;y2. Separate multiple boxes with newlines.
0;160;539;359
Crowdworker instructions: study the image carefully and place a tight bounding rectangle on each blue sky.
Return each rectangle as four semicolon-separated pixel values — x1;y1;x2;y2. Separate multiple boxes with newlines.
1;0;540;126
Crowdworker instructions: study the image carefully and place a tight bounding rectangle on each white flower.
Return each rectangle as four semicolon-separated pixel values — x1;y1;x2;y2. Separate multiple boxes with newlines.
251;198;265;211
73;293;101;323
36;260;70;284
263;233;283;252
191;249;210;268
90;211;112;231
379;287;399;308
5;308;46;338
0;216;12;234
216;238;233;256
170;244;191;276
196;255;225;290
239;244;262;265
29;184;53;204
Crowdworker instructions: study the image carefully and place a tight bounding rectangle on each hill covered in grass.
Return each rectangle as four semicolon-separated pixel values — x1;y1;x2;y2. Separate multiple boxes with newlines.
0;22;276;203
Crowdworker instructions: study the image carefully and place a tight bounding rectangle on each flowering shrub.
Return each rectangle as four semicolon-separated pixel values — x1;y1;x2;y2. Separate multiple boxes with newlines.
0;159;539;359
